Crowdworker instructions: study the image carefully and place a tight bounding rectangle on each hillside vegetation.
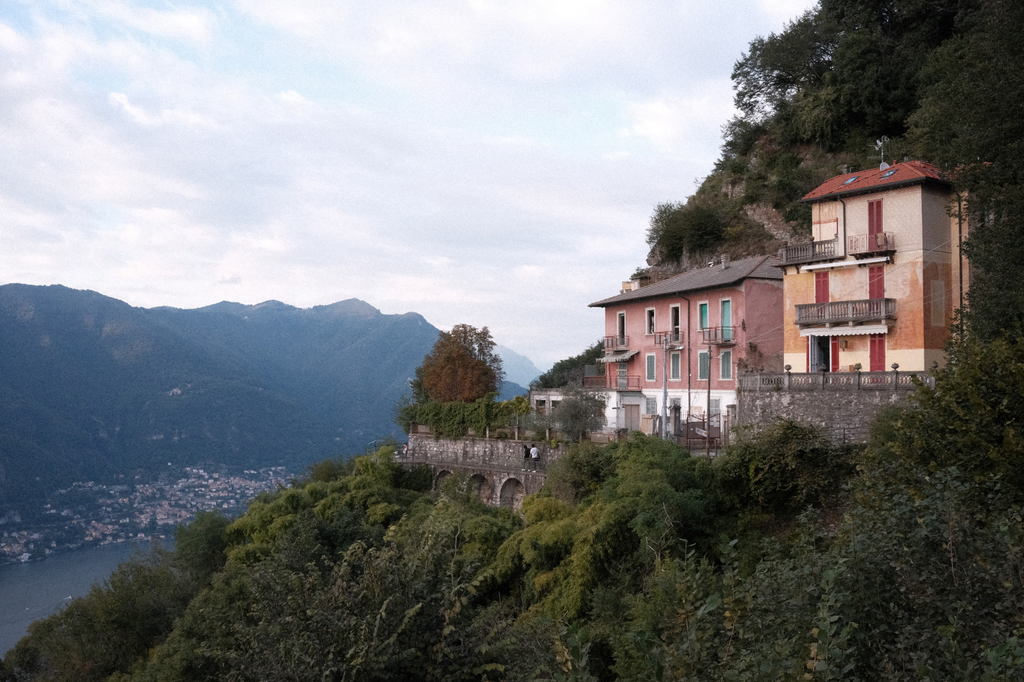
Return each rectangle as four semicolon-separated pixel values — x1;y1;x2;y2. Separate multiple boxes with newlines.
3;334;1022;681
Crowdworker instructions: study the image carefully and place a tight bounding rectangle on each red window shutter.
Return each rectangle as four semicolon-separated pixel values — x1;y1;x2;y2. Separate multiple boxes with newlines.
868;200;883;237
815;271;829;304
831;336;839;372
869;265;884;299
870;333;885;372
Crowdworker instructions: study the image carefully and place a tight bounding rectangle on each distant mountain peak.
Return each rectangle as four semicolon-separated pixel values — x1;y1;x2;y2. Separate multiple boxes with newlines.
312;299;381;318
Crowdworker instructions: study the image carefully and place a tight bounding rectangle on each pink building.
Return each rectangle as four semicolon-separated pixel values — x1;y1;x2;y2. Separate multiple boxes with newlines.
589;255;784;436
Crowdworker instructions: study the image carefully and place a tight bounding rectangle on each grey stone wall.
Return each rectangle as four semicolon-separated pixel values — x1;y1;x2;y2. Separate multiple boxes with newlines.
737;384;911;442
400;434;567;508
405;434;564;469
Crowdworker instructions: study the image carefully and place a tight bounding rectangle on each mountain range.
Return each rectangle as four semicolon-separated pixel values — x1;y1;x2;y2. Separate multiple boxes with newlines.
0;284;534;516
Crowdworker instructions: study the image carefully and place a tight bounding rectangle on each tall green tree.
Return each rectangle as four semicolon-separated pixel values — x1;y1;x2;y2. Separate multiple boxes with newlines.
910;0;1024;340
646;202;725;265
532;342;604;390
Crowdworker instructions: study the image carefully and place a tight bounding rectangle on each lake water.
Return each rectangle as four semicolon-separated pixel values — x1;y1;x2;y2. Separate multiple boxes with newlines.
0;542;153;657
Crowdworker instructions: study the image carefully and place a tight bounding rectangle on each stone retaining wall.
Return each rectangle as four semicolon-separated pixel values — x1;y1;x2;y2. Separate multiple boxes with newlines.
737;383;912;443
401;434;567;509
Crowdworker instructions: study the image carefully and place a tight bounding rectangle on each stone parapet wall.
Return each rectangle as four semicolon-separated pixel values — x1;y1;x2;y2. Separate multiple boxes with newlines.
405;433;565;470
737;384;911;443
400;434;568;509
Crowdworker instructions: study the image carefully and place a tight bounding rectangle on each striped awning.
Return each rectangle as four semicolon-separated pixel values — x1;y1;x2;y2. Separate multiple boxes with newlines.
799;324;890;337
596;350;640;363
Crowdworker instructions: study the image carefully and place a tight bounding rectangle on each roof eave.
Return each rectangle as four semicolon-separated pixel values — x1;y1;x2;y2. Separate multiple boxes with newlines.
800;175;951;204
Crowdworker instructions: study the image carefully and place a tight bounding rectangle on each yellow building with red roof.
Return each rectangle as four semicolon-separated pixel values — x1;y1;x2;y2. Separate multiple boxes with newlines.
779;160;969;373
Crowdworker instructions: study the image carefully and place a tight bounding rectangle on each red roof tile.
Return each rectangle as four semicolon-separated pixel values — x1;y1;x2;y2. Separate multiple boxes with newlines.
801;160;950;202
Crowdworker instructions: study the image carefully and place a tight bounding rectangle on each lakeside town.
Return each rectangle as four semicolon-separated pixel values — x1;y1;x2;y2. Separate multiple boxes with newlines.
0;467;292;565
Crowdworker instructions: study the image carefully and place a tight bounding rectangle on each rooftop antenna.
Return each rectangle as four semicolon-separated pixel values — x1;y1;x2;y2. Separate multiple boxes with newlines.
875;136;890;170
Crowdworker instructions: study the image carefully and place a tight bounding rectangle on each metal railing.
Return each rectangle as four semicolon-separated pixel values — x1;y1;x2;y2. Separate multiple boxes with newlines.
603;335;630;350
584;374;641;390
701;326;736;345
795;298;896;326
778;236;839;265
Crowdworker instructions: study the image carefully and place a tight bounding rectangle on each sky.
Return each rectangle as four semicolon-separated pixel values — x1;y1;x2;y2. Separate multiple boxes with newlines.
0;0;816;370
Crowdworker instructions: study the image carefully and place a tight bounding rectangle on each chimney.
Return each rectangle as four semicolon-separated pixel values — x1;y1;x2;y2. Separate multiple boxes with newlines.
721;254;730;269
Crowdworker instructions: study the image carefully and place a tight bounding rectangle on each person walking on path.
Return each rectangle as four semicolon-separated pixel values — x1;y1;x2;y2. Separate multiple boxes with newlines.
530;444;539;471
523;444;530;470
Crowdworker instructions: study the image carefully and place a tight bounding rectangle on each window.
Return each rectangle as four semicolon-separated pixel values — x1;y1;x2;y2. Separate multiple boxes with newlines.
616;312;625;344
930;280;946;327
720;350;732;380
698;302;708;329
670;304;681;343
645;397;658;415
698;350;710;381
670;351;681;381
646;354;656;381
646;308;655;335
720;299;732;341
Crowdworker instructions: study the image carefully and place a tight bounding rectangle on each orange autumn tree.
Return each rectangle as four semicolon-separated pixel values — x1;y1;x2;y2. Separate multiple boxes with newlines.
412;324;505;403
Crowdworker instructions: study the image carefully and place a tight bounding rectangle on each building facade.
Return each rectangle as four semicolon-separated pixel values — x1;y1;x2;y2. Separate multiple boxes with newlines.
781;160;969;373
588;255;784;437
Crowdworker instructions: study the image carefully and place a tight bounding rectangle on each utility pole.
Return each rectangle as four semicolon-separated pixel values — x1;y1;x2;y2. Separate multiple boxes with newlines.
659;332;683;439
706;345;714;458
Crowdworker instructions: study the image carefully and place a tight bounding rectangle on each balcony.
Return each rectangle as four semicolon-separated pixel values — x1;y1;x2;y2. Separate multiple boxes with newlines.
584;374;640;391
655;331;685;346
848;232;896;256
795;298;896;327
603;335;630;351
778;236;840;266
701;326;736;345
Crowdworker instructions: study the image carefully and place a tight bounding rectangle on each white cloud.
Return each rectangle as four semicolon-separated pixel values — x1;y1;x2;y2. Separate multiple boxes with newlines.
0;0;818;367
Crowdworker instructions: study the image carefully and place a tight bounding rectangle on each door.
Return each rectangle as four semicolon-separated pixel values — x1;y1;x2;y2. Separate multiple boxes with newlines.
815;271;829;303
721;300;732;341
809;335;832;372
868;199;883;246
870;333;886;372
624;405;641;432
869;265;884;300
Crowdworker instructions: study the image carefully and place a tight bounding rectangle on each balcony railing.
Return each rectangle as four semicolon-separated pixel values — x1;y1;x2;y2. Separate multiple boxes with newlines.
655;331;685;346
778;236;840;265
603;335;629;351
795;298;896;327
701;326;736;345
739;369;932;391
848;232;896;256
584;374;640;391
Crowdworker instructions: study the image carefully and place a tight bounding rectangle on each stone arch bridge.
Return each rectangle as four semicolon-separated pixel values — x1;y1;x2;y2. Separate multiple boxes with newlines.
399;432;567;510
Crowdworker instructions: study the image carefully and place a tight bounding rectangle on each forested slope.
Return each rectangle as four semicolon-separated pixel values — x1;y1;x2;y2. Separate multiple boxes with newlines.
3;332;1022;680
